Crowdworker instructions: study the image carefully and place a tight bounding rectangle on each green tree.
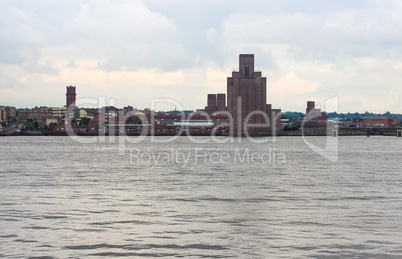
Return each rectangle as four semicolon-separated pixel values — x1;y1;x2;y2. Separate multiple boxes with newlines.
126;115;142;124
48;122;57;131
25;120;35;130
7;116;17;124
79;117;91;126
24;119;39;130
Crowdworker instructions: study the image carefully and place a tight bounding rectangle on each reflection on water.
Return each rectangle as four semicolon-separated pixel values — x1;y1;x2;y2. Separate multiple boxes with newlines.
0;136;401;258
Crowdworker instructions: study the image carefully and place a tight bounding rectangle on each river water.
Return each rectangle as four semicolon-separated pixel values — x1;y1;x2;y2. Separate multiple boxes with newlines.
0;136;401;258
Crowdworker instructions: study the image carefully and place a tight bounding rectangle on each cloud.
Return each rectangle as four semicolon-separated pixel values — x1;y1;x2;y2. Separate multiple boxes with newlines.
1;0;402;113
271;71;319;95
0;0;187;72
340;91;400;113
220;2;402;63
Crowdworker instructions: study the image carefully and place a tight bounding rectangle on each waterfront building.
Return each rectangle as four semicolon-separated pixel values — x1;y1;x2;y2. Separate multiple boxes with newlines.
79;108;87;118
101;106;119;123
0;106;6;123
19;106;54;126
87;106;120;131
363;117;398;127
51;106;67;118
5;106;16;118
301;101;328;130
123;106;135;115
227;54;281;135
85;109;97;120
203;93;227;114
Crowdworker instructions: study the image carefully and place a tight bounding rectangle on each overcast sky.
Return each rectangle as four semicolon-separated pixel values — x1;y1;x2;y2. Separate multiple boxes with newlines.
1;0;401;113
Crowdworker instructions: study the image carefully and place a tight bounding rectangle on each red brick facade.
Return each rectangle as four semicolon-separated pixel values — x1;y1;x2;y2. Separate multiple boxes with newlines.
66;86;76;110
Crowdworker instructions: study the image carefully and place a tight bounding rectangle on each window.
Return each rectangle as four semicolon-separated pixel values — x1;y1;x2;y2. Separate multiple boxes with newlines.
245;65;249;78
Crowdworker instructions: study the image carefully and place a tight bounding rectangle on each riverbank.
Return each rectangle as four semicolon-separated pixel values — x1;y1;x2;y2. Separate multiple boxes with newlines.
1;128;401;137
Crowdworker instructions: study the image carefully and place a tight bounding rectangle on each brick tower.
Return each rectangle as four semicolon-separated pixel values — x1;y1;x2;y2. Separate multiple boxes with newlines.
66;86;76;110
227;54;267;135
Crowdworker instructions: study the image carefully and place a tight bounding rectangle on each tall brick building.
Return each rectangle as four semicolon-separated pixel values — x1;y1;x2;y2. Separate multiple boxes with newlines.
66;85;77;120
301;101;328;130
227;54;281;135
66;86;76;110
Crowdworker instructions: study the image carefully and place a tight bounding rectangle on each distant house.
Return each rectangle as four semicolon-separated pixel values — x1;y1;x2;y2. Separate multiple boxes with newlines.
79;108;87;118
83;108;98;120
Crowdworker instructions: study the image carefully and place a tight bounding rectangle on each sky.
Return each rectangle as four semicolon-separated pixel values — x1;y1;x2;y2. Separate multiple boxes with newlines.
0;0;402;113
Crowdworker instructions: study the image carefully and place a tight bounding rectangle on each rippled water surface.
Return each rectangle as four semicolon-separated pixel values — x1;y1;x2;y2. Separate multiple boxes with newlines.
0;136;401;258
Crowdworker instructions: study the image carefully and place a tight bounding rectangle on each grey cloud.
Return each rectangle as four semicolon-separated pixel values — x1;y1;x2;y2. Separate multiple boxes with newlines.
220;3;402;63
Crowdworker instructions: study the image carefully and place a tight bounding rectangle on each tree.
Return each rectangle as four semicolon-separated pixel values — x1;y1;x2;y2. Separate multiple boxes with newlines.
24;119;39;130
7;116;17;124
79;117;91;126
126;115;142;124
25;120;35;130
283;123;301;131
48;122;57;131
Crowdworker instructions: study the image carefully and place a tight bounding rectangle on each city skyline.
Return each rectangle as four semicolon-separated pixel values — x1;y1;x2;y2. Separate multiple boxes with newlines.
1;0;402;113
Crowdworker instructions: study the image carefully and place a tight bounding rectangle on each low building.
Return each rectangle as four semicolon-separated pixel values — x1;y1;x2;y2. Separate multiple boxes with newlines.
363;117;398;127
281;119;291;129
81;108;98;120
86;110;228;134
19;106;54;125
51;106;67;118
53;121;88;133
79;108;87;118
124;106;137;115
151;113;228;134
5;106;17;118
101;106;119;123
0;106;6;123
